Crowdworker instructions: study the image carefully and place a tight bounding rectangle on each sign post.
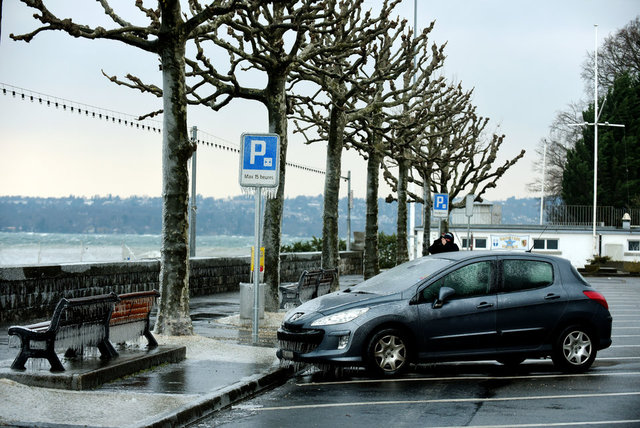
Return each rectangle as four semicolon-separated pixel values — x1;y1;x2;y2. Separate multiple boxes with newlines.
239;133;280;344
465;194;474;250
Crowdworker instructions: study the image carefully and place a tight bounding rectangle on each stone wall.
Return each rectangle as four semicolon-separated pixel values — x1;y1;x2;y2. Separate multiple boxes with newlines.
0;251;362;324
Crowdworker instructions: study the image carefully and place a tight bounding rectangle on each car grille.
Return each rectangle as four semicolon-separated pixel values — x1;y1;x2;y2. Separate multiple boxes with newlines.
277;328;324;354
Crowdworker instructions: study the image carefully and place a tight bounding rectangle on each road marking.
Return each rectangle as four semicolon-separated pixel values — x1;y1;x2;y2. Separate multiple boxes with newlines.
612;334;640;337
256;391;640;411
297;371;640;387
610;344;640;347
598;356;640;360
428;420;640;428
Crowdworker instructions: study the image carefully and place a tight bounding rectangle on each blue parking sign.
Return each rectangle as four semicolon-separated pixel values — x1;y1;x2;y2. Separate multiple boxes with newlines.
433;193;449;217
239;133;280;188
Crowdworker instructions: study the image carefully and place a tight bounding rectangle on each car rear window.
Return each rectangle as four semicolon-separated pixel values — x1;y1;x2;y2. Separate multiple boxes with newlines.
502;259;554;291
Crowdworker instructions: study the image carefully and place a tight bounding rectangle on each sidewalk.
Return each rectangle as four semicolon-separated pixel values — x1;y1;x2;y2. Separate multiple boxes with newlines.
0;274;363;427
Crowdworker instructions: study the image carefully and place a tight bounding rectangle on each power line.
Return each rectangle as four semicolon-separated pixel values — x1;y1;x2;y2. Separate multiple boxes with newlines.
1;82;328;176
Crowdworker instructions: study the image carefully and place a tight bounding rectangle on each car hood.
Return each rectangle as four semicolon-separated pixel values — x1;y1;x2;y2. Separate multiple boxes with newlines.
294;290;397;316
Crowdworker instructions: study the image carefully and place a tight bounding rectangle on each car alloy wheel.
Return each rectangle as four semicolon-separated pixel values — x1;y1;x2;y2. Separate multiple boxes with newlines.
552;325;596;373
367;328;409;376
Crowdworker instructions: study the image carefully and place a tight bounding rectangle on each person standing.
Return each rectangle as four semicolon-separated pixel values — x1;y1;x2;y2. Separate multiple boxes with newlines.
428;232;459;254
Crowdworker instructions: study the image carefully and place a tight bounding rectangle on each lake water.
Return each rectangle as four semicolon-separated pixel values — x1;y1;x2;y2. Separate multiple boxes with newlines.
0;232;310;266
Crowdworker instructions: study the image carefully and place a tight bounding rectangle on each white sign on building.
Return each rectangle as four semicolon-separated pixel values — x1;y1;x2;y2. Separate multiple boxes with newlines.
491;235;530;250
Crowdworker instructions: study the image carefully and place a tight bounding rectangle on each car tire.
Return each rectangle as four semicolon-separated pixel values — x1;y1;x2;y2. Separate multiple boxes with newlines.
366;328;410;377
552;325;597;373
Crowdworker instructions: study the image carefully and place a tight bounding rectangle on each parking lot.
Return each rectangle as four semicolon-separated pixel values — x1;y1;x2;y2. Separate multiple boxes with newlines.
193;276;640;427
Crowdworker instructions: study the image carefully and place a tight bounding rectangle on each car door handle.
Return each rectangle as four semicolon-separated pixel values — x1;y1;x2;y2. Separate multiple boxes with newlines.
544;293;561;300
476;302;494;309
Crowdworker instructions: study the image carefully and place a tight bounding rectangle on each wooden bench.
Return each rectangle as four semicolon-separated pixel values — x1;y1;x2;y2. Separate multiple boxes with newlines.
109;290;159;348
8;292;120;372
279;268;338;309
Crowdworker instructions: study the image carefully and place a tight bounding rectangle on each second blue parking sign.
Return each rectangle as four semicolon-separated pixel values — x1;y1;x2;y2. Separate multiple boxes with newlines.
239;133;280;188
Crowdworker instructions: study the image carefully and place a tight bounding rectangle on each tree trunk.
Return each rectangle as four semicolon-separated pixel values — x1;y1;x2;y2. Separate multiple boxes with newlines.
322;104;345;289
262;74;288;311
421;168;432;256
154;0;193;336
395;156;409;265
364;149;381;279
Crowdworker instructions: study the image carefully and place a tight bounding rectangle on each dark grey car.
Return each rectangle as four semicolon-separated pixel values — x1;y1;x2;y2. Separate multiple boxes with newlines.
277;251;612;376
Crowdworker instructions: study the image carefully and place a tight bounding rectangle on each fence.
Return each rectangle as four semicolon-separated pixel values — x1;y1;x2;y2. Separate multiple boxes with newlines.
545;205;640;227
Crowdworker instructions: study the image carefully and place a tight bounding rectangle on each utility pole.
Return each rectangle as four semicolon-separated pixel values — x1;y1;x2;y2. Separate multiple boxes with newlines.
540;140;546;225
189;126;198;258
346;171;352;251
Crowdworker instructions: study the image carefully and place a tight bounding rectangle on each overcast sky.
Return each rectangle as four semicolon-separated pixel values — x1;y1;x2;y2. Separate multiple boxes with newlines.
0;1;637;201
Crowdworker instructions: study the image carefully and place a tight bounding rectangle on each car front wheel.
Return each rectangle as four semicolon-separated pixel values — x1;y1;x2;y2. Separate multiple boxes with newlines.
366;328;410;377
552;325;597;373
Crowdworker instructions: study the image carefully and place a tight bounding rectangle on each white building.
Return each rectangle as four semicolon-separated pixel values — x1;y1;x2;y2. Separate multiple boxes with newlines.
415;205;640;268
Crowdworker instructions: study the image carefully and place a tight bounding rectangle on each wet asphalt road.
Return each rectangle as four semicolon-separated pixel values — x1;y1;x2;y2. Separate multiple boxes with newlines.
190;277;640;428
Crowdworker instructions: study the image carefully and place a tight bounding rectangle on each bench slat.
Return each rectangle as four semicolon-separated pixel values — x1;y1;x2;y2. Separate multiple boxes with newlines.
279;268;338;309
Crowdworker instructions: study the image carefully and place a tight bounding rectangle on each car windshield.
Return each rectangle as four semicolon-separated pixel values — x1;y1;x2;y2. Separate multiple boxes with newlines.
352;257;452;295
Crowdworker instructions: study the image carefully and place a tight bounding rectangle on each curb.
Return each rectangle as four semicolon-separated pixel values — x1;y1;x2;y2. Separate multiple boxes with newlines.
137;365;294;428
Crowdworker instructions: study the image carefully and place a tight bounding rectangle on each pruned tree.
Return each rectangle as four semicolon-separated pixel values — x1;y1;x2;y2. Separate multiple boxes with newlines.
294;17;423;279
10;0;240;335
379;34;447;265
292;0;431;281
399;88;525;242
183;0;352;310
384;82;474;256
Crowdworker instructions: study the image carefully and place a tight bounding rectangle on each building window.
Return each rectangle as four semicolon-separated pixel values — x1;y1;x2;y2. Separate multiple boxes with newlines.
533;238;558;251
462;237;487;249
629;241;640;252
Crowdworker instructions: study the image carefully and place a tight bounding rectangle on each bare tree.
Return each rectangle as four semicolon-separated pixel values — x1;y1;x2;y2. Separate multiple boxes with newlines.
11;0;239;335
402;89;525;238
295;19;422;279
379;35;447;265
581;17;640;95
385;82;474;256
527;102;585;198
183;0;348;310
292;1;435;280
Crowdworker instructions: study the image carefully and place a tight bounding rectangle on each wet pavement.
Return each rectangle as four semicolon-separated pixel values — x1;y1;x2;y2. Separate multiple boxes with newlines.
0;274;363;427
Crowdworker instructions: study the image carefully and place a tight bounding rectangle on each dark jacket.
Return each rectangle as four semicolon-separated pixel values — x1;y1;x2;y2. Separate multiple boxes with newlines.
428;238;459;254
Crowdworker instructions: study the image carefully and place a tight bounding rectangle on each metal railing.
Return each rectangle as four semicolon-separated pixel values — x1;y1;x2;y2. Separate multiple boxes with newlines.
545;205;640;227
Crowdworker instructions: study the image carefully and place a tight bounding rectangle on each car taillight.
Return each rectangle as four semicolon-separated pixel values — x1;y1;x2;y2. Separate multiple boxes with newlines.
584;290;609;310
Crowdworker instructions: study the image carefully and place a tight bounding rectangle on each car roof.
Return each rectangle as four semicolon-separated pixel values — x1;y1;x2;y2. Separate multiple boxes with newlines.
428;250;567;265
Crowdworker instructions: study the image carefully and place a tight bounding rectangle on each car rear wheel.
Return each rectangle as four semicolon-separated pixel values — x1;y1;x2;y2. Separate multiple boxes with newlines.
552;325;596;373
366;328;410;377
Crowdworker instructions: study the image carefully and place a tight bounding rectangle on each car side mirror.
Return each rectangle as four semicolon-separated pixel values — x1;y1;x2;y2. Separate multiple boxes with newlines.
433;286;455;309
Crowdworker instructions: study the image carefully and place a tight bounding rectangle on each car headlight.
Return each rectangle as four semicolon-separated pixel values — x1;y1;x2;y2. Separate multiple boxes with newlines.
310;307;369;326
